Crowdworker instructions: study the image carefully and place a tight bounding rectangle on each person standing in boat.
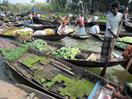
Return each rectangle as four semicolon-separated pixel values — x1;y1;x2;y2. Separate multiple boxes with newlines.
90;22;100;36
100;3;123;62
57;20;68;35
75;15;86;36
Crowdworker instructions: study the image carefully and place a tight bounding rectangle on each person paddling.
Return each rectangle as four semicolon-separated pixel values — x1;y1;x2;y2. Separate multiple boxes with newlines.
100;3;123;62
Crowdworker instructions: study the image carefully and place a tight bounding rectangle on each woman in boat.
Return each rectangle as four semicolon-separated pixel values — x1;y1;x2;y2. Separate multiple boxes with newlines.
75;15;86;36
57;19;68;35
90;22;100;36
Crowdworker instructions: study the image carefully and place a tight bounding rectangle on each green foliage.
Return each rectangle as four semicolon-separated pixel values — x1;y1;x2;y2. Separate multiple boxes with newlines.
19;54;42;68
115;42;128;50
117;37;132;44
98;16;106;23
28;39;50;52
35;74;94;98
52;47;81;59
0;44;28;61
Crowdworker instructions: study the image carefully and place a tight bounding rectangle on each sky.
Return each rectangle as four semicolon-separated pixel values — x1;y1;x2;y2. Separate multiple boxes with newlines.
6;0;47;4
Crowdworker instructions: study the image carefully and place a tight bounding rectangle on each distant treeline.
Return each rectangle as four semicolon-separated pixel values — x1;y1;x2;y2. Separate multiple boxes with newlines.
0;0;132;14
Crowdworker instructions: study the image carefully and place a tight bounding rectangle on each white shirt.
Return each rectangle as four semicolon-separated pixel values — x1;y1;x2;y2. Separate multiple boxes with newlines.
105;12;123;37
57;25;68;35
93;16;98;22
90;25;100;35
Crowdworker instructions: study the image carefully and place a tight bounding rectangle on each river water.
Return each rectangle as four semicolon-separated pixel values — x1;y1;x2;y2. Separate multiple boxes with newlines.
0;25;132;85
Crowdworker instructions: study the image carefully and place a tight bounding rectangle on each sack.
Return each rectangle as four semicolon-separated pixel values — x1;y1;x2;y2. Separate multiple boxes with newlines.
44;29;55;35
33;29;55;36
33;30;45;36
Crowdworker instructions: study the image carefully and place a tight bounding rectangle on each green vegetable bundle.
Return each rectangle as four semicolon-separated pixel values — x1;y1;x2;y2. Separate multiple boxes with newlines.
34;73;94;99
98;16;106;23
115;42;128;50
0;44;28;61
28;39;50;52
52;47;81;59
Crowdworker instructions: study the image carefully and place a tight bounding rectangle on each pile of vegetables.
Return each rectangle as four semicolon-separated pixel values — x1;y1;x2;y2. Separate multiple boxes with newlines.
28;39;50;52
0;44;28;61
52;47;81;59
115;42;128;50
117;37;132;44
98;16;106;23
19;54;42;68
34;73;94;99
15;28;33;42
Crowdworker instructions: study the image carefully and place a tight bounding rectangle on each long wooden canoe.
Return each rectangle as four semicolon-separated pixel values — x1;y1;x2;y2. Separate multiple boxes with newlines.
33;31;74;41
30;40;126;67
24;24;58;31
3;49;118;99
62;49;125;67
88;31;132;41
33;17;60;26
69;33;89;40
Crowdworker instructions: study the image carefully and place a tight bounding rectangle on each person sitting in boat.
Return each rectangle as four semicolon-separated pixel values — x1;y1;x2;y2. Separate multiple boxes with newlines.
90;22;100;36
57;20;68;35
75;15;86;36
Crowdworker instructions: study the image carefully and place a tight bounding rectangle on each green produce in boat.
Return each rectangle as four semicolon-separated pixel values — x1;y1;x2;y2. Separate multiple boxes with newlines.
115;42;128;50
0;44;28;61
19;54;42;68
52;47;81;59
117;37;132;44
28;39;50;52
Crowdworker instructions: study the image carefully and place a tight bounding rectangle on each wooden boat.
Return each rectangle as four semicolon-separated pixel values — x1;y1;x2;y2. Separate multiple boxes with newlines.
69;33;89;40
33;31;74;41
33;17;60;26
124;22;132;32
3;49;118;99
88;31;132;41
0;80;56;99
62;49;125;67
24;24;58;31
30;40;126;67
88;31;104;41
